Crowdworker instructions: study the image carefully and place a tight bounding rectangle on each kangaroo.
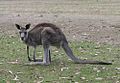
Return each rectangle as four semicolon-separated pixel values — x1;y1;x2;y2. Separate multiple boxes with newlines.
15;23;112;65
15;24;51;63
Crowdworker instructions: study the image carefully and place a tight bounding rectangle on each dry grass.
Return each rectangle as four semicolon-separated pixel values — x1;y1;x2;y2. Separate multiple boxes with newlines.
0;0;120;15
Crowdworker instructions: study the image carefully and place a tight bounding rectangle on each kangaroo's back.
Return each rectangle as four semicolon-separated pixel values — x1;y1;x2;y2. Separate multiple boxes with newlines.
29;23;62;34
29;23;68;46
30;23;63;34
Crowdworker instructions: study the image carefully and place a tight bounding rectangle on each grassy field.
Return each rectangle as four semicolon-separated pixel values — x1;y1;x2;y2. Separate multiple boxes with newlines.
0;35;119;83
0;0;120;83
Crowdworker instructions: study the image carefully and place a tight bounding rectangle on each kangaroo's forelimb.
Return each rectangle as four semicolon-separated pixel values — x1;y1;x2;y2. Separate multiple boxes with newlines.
27;46;43;62
25;44;51;65
27;46;32;61
27;46;51;62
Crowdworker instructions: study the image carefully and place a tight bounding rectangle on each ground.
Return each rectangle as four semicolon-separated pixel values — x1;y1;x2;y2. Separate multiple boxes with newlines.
0;0;120;83
0;0;120;45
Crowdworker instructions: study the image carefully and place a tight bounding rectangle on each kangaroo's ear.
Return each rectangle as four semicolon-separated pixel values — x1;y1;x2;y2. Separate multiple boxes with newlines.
15;24;21;30
25;24;31;30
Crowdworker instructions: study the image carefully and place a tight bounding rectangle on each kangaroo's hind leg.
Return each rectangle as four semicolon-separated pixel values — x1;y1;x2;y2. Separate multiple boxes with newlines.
42;43;51;65
32;46;51;62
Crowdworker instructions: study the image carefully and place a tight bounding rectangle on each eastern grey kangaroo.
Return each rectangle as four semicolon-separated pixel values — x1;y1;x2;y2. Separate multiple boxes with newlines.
15;23;112;65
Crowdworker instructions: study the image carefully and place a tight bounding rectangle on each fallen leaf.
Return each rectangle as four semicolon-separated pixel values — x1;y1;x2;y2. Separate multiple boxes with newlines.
61;67;69;71
115;67;120;70
95;77;103;80
93;67;101;73
54;50;59;53
75;82;79;83
16;72;23;74
13;75;19;81
102;67;106;70
81;32;89;36
116;81;120;83
80;77;86;80
7;62;19;64
8;70;13;74
59;77;69;79
75;72;80;75
95;54;98;56
0;63;3;65
7;60;19;64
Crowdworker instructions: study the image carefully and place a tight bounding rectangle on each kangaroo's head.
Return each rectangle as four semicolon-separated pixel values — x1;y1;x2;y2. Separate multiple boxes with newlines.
15;24;31;41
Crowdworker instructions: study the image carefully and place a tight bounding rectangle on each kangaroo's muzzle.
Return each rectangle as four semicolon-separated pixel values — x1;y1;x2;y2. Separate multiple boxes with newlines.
21;37;24;41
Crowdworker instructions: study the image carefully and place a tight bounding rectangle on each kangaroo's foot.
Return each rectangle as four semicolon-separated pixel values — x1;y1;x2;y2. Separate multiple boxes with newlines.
24;61;50;66
29;58;43;62
28;56;32;61
33;58;43;62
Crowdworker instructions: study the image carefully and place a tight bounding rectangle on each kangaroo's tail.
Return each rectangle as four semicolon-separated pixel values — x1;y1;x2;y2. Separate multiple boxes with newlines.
62;42;112;65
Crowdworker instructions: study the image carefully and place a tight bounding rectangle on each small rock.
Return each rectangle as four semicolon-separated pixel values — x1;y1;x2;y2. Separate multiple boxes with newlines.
39;15;43;17
54;15;58;17
17;14;20;17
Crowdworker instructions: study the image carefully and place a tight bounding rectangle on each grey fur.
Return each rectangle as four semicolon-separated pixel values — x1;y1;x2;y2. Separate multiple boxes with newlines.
16;23;112;65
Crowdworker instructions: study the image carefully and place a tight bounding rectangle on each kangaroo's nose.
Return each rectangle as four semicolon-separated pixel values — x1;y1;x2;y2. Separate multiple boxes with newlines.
21;37;24;40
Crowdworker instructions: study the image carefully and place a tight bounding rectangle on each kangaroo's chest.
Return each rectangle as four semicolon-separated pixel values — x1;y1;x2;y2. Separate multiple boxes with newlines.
24;36;42;47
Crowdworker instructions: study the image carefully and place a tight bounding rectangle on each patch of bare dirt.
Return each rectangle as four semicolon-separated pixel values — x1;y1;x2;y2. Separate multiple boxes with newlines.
0;14;120;45
0;0;120;45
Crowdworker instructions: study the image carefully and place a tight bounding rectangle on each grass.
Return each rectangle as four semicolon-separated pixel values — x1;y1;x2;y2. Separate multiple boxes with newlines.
0;35;120;83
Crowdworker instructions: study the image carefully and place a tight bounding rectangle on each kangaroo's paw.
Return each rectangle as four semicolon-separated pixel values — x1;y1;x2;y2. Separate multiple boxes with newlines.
28;57;43;62
28;56;32;62
33;58;43;62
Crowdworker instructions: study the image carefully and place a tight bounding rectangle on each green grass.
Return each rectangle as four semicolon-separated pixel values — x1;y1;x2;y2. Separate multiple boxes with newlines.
0;35;120;83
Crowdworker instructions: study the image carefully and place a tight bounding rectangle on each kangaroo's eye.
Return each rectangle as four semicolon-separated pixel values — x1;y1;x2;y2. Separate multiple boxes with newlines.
24;32;27;35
